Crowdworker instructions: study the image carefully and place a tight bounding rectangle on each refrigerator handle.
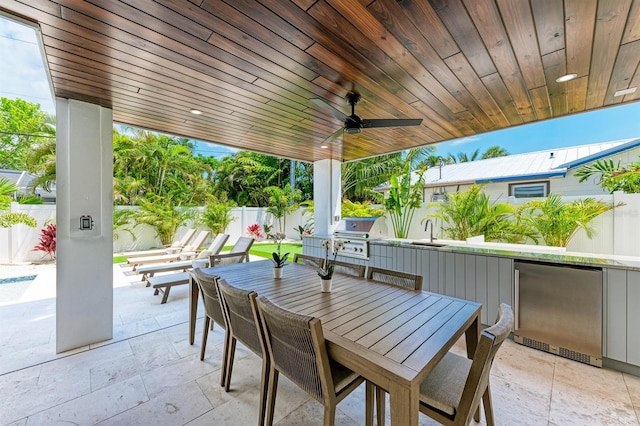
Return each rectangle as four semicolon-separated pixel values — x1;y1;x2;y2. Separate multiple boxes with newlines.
514;269;519;331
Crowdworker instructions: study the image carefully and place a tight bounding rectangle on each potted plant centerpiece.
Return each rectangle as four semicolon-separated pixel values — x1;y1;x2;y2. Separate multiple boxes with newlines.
269;231;289;278
317;239;345;292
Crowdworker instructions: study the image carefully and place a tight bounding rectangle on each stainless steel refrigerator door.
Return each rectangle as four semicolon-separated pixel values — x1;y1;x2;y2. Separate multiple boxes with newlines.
514;261;602;360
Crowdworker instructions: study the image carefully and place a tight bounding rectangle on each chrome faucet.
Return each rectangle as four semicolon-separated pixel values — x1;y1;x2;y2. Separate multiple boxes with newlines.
424;219;434;242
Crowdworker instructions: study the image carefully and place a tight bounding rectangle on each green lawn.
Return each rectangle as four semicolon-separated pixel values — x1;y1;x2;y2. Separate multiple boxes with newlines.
113;242;303;264
248;242;303;261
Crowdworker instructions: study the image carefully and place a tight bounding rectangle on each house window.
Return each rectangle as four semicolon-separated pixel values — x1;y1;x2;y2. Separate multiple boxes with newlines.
509;181;549;198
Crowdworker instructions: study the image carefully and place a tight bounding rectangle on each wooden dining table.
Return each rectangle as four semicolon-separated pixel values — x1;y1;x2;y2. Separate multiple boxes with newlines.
189;259;481;426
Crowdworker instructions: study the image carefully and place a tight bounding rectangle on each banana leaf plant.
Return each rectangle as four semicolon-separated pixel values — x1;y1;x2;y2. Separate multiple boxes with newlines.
384;163;425;239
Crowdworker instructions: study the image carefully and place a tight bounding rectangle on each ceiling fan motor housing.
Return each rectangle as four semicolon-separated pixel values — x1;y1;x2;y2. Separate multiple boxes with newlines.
344;114;362;133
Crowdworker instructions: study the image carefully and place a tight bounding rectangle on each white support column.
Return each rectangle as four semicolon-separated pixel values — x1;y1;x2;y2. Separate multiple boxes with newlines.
313;159;341;236
56;98;113;353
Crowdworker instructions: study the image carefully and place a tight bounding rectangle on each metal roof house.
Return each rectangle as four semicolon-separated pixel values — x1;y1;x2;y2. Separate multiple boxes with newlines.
377;138;640;202
0;169;56;203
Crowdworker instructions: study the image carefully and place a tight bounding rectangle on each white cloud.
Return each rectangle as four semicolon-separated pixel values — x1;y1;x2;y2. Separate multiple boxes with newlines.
0;17;55;114
449;136;479;146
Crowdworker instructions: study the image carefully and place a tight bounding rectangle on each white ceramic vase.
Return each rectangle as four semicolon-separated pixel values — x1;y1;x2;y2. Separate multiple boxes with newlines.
273;267;283;279
321;278;332;293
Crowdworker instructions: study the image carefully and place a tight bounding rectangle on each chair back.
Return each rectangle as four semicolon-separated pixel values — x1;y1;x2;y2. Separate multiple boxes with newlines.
458;303;513;423
210;252;249;266
231;237;255;254
366;266;423;290
329;260;365;278
208;233;230;255
173;228;196;248
191;268;225;327
256;296;333;403
183;230;210;251
293;253;324;269
216;279;263;356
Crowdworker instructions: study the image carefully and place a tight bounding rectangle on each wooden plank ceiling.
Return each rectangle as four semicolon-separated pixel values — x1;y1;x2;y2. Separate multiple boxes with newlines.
1;0;639;162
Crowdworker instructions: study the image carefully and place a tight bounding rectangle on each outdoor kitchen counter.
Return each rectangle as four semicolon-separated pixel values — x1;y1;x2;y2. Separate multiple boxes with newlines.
304;235;640;372
372;239;640;271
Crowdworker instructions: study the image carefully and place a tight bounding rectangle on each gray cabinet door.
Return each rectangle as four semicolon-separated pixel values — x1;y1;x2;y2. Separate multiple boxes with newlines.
604;268;627;362
628;271;640;366
603;268;640;366
440;252;512;326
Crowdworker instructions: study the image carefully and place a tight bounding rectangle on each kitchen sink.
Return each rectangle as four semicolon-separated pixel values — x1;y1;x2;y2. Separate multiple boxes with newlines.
410;241;446;248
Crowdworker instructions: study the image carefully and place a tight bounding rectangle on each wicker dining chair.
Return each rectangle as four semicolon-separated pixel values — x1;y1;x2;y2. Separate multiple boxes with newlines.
293;253;324;269
370;304;514;426
366;266;423;290
256;296;372;426
190;268;226;363
327;260;365;278
216;279;270;426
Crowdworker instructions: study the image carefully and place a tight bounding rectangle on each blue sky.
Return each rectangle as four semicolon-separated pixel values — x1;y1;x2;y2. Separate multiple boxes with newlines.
1;15;639;160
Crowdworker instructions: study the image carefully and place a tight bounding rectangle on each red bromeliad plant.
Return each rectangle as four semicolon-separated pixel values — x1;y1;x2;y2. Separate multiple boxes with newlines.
246;223;263;239
34;223;56;259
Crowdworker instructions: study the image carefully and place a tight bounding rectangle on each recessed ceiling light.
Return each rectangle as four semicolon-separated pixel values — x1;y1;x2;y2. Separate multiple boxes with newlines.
190;109;202;115
555;73;578;83
320;144;329;149
614;87;637;97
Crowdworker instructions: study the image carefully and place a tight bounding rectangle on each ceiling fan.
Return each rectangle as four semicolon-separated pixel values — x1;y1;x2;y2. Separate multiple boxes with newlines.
310;90;423;146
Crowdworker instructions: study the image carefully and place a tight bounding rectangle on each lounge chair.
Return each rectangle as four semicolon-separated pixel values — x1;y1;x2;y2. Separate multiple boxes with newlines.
210;237;254;266
136;233;230;281
121;228;196;258
146;235;252;304
127;230;210;269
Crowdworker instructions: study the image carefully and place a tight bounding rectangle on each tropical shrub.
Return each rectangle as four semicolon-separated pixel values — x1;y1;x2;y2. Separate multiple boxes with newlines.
199;195;236;235
341;199;384;218
134;196;195;246
34;223;56;259
113;209;137;241
516;194;622;247
294;224;313;239
0;177;37;228
428;184;532;243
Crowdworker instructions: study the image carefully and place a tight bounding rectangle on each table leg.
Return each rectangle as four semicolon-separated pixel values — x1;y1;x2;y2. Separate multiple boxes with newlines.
189;275;199;345
465;313;480;359
388;381;418;426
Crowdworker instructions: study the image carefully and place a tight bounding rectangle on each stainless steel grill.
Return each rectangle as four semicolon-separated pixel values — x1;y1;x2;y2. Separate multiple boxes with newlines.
333;217;387;260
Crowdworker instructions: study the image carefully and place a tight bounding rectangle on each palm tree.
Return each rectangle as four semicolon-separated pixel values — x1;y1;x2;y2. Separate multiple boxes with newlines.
342;146;434;202
342;153;400;202
517;194;622;247
575;158;640;193
264;183;303;233
25;138;56;192
481;146;509;159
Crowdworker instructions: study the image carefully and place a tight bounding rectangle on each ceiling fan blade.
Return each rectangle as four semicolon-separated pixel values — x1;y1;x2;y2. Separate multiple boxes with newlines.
362;118;423;128
309;98;354;123
321;128;344;145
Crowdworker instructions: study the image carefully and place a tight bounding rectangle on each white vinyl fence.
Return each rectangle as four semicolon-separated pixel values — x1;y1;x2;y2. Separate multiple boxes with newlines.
0;203;312;263
2;192;639;264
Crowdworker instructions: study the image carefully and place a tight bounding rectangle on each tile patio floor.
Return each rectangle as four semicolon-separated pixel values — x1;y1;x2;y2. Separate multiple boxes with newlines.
0;263;639;425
